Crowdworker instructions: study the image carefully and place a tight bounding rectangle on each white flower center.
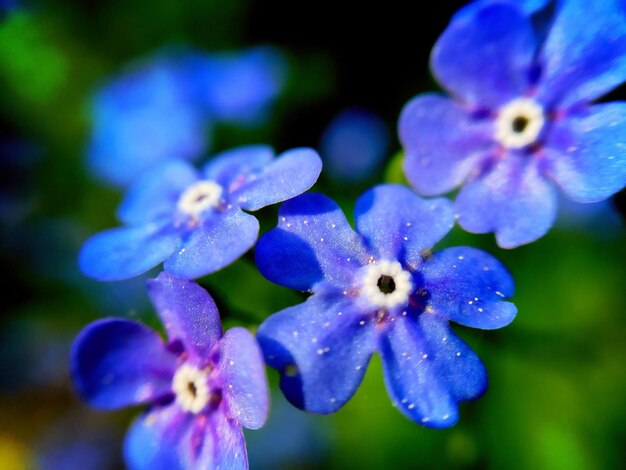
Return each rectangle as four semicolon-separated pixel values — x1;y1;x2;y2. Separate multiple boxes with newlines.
360;260;413;308
494;98;544;149
172;364;211;414
177;180;223;218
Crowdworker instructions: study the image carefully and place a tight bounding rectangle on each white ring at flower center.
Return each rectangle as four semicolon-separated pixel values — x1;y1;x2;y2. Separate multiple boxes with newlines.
177;180;223;218
360;260;413;308
172;364;210;414
494;98;544;149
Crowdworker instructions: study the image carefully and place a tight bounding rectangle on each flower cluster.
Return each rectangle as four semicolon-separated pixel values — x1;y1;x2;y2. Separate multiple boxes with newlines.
69;0;626;468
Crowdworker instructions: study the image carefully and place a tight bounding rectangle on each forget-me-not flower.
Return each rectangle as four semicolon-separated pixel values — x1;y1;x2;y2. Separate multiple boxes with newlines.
399;0;626;247
71;272;269;469
79;145;322;281
89;47;286;186
255;184;517;427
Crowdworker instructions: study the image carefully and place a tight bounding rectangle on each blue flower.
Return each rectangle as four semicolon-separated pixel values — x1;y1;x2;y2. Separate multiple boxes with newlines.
71;272;269;470
188;46;287;126
89;52;208;187
89;47;287;186
399;0;626;248
79;145;322;281
255;184;517;427
319;108;389;184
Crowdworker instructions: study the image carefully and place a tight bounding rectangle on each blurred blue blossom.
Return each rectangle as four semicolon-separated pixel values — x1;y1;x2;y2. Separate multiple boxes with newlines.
71;272;269;469
319;108;389;184
35;410;122;470
79;145;321;281
400;0;626;248
0;0;19;14
88;47;287;186
187;47;287;125
255;184;516;427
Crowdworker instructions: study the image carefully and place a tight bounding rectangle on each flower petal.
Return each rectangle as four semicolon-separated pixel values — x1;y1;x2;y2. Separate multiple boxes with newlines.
118;161;199;226
234;148;322;211
70;319;177;410
399;94;494;196
255;193;369;291
190;409;248;470
354;184;454;264
125;406;247;470
544;102;626;203
79;224;180;281
431;3;536;108
146;272;222;356
380;315;487;428
202;145;274;189
455;155;557;248
215;327;269;430
164;209;259;279
124;406;192;470
257;294;377;414
538;0;626;107
421;247;517;329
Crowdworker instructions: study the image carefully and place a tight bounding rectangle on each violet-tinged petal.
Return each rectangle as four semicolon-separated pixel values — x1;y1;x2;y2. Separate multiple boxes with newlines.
124;406;192;470
190;409;248;470
399;94;494;196
118;160;199;226
202;145;274;190
255;193;369;291
79;224;180;281
257;294;377;414
70;319;177;410
164;209;259;279
380;315;487;428
455;155;557;248
354;184;454;264
421;246;517;329
215;327;269;430
146;272;222;356
431;3;536;108
544;102;626;203
538;0;626;107
234;148;322;211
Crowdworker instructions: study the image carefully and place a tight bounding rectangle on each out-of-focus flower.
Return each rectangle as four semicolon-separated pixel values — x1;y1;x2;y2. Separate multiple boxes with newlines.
79;145;322;281
0;0;19;15
319;108;389;184
71;272;269;469
399;0;626;247
189;46;287;126
255;184;516;427
88;47;287;187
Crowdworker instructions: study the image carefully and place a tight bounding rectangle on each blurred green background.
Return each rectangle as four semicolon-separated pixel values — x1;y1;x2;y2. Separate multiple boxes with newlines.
1;1;624;469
